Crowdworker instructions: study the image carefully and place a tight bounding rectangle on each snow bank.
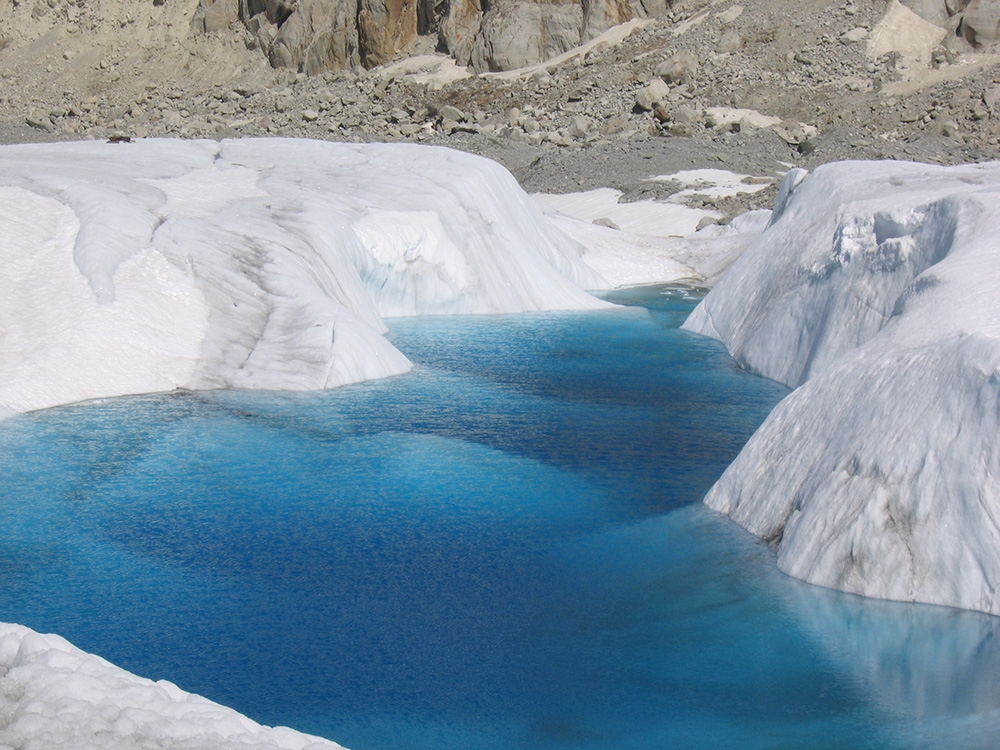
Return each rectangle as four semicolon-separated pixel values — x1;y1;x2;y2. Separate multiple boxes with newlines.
0;138;609;417
535;170;773;287
683;160;1000;614
0;622;344;750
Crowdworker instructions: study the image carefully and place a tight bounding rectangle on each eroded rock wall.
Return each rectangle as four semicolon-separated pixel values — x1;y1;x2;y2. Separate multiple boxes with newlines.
193;0;673;73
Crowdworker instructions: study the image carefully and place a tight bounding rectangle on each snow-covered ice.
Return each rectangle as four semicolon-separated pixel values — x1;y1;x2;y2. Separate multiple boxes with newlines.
684;160;1000;615
0;622;345;750
0;138;612;418
534;171;773;287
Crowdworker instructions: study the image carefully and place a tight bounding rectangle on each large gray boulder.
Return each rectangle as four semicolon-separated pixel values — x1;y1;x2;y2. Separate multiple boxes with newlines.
269;0;361;73
962;0;1000;45
440;0;485;66
470;0;583;72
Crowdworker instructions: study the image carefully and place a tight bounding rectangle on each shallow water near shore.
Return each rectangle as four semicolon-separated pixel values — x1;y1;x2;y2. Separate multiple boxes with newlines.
3;285;1000;749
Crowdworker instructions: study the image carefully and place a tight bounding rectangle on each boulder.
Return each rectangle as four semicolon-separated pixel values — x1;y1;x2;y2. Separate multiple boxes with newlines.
717;28;742;53
358;0;419;67
655;51;698;84
470;0;583;72
635;78;669;110
962;0;1000;46
269;0;361;73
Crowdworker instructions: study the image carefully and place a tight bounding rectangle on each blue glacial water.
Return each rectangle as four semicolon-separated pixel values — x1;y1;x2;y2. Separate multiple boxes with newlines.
3;285;1000;749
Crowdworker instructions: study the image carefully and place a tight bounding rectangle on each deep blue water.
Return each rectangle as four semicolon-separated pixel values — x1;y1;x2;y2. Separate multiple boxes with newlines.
3;285;1000;749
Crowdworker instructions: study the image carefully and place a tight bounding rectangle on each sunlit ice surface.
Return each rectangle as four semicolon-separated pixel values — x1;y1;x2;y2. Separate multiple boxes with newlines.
3;286;1000;749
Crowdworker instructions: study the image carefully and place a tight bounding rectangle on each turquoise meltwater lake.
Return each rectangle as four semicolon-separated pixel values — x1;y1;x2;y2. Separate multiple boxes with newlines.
3;285;1000;749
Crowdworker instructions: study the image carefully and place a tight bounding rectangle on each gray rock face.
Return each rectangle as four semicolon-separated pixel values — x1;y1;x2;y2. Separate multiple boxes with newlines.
582;0;666;41
269;0;361;73
195;0;672;74
358;0;419;66
192;0;240;33
470;0;584;72
962;0;1000;46
443;0;670;72
440;0;485;66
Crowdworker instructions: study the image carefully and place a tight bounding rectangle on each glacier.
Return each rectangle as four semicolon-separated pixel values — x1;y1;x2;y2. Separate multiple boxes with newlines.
13;135;1000;743
683;160;1000;615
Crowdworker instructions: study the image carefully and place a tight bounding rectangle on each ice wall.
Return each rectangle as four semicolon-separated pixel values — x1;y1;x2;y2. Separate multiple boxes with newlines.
683;160;1000;614
0;138;610;417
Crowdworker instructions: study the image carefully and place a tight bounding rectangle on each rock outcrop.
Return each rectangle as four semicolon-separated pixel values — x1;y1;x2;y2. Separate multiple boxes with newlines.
469;0;584;71
464;0;671;71
440;0;485;66
192;0;673;73
962;0;1000;46
900;0;1000;47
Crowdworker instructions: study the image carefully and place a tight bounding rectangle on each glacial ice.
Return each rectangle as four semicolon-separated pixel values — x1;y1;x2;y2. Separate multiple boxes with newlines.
0;622;345;750
683;160;1000;615
0;138;614;418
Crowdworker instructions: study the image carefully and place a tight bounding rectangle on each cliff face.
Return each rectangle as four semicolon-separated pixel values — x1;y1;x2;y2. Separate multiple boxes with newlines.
206;0;674;73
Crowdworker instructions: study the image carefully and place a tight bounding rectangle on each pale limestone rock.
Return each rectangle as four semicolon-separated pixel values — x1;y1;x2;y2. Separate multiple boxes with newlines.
868;0;947;70
470;0;583;72
635;78;669;110
655;50;698;84
962;0;1000;46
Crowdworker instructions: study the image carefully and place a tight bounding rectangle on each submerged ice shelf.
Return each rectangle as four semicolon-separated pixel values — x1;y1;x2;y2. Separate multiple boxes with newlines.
684;159;1000;616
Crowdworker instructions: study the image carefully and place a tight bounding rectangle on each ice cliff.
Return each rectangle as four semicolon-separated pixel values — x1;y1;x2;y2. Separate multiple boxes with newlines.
683;160;1000;615
0;138;608;419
